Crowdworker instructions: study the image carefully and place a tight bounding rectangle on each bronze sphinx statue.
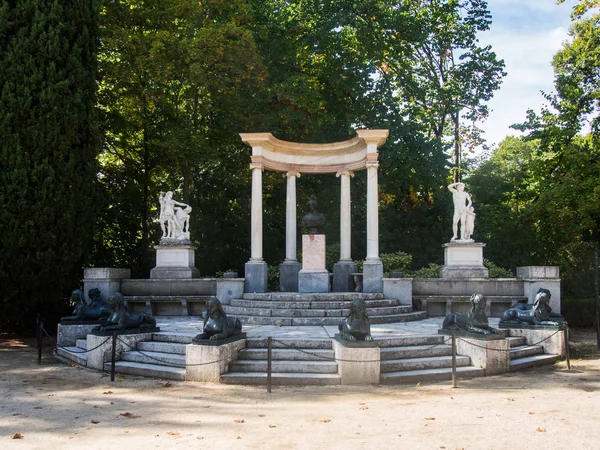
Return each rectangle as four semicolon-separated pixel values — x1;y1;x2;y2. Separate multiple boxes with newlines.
193;297;242;342
442;293;497;335
93;292;156;332
338;299;373;341
500;288;562;326
61;288;113;323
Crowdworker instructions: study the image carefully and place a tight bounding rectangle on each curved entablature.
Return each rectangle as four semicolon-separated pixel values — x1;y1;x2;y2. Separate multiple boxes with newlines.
240;129;389;174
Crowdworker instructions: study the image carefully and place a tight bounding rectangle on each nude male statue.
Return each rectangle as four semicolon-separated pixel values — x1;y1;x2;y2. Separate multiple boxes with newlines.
448;182;473;241
159;191;191;239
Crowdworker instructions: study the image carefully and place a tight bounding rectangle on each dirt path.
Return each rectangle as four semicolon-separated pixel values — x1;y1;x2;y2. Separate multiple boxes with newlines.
1;331;599;449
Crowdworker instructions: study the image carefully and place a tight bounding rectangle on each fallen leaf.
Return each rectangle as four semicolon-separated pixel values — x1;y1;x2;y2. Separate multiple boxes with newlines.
236;436;242;439
359;402;366;405
66;436;73;440
416;382;421;388
440;447;446;449
11;433;23;439
103;391;113;395
568;384;573;387
234;419;245;423
91;420;100;424
119;412;139;419
476;416;483;419
529;412;535;415
537;427;546;433
167;431;180;436
193;396;202;399
117;377;125;382
203;405;211;409
356;432;361;435
584;388;594;392
319;419;331;423
34;406;43;409
162;382;172;388
197;436;204;440
507;398;515;402
425;417;436;421
196;420;202;423
258;414;265;417
359;406;369;410
269;425;276;428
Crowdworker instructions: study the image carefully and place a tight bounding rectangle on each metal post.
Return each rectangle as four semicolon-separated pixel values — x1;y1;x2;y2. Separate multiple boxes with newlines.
110;331;117;382
267;337;272;393
564;322;571;370
37;315;43;365
595;245;599;350
451;334;457;388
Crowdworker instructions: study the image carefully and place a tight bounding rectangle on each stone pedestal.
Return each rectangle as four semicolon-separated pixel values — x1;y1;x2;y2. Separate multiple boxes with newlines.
517;266;561;314
245;261;268;293
383;278;413;306
57;323;100;347
332;339;380;385
332;261;358;292
83;268;131;302
280;261;301;292
440;242;488;279
362;260;384;293
455;336;510;376
299;234;329;293
185;339;246;382
150;245;200;279
216;278;245;305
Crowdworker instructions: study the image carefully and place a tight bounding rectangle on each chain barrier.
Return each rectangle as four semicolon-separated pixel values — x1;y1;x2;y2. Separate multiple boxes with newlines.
56;336;112;354
456;328;563;353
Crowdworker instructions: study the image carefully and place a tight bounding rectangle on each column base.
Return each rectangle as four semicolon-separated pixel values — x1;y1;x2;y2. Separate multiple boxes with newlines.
362;260;383;293
280;261;301;292
298;270;330;293
332;261;358;292
244;261;268;293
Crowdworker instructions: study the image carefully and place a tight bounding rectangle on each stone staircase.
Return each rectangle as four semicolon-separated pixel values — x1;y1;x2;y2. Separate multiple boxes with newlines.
223;293;426;326
221;338;341;385
102;332;190;380
379;335;485;383
507;336;559;370
56;338;88;366
413;295;527;317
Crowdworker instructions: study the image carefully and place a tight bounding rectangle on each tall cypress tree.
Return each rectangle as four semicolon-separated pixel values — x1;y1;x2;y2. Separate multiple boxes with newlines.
0;0;100;332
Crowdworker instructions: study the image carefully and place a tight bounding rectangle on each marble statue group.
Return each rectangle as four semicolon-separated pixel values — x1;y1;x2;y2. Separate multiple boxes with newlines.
159;191;191;241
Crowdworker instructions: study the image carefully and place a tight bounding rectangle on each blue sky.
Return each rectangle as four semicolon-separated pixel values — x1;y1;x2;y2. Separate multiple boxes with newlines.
477;0;577;148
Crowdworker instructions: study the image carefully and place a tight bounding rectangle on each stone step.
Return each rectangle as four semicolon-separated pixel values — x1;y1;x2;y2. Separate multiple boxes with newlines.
76;339;87;350
120;349;186;367
506;336;527;348
236;311;425;326
510;354;559;371
229;360;338;374
242;293;385;301
381;366;486;384
229;298;400;309
152;332;195;344
137;341;188;355
124;295;211;301
413;295;527;301
238;348;334;361
510;345;544;360
376;335;446;348
223;305;411;318
221;372;341;386
247;339;332;349
56;346;87;366
103;361;186;380
380;344;453;360
381;355;471;373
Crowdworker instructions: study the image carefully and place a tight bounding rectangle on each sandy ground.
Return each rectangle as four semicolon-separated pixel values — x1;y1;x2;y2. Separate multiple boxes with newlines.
1;330;599;450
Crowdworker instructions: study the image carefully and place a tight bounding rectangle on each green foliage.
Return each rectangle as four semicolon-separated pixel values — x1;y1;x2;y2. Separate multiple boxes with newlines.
380;251;413;275
562;297;598;327
267;265;280;292
411;263;443;278
483;259;514;278
0;0;100;332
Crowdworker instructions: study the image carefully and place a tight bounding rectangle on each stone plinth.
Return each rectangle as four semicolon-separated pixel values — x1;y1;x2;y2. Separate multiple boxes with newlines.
299;234;329;293
362;260;383;293
216;278;245;305
85;332;152;371
186;339;246;382
383;278;413;305
332;261;358;292
57;323;100;347
151;245;200;279
83;268;131;302
245;261;268;293
455;336;510;376
517;266;561;314
440;242;488;279
332;339;380;385
280;261;301;292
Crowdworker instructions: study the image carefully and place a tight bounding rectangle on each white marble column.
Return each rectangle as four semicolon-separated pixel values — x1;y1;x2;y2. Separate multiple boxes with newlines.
337;170;354;261
366;161;380;261
285;171;300;261
250;162;263;261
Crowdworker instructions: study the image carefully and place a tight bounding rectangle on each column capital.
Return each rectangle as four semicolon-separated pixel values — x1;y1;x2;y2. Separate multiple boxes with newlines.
366;161;379;169
285;171;301;178
250;162;263;171
336;170;355;178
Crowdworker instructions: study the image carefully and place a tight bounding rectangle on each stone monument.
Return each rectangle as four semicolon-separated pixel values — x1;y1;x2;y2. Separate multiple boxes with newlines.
151;191;200;278
298;196;329;293
440;182;488;279
192;297;244;343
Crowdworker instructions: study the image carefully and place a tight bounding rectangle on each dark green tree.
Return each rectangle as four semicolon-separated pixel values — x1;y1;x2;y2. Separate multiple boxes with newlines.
0;0;100;332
